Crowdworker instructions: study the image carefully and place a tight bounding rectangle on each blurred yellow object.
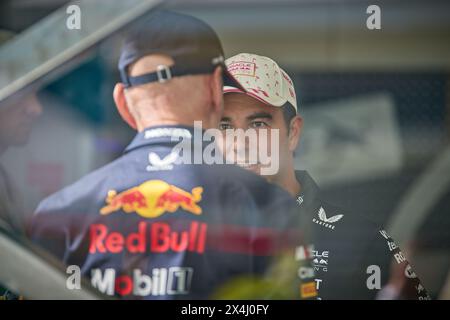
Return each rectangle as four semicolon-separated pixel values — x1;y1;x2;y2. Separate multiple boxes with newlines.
212;250;312;299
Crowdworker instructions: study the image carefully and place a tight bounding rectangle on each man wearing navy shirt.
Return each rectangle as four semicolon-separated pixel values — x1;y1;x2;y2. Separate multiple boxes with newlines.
219;52;430;300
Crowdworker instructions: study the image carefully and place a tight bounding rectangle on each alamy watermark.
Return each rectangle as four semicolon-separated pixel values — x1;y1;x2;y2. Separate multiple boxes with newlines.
366;5;381;30
144;121;280;176
66;5;81;30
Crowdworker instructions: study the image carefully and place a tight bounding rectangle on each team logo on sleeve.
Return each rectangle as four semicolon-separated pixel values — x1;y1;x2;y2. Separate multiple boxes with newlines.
90;267;193;297
300;282;318;299
312;250;329;273
405;265;417;279
100;180;203;218
313;207;344;230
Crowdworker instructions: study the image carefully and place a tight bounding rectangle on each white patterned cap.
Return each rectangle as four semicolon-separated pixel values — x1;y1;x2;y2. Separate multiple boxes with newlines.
224;53;297;112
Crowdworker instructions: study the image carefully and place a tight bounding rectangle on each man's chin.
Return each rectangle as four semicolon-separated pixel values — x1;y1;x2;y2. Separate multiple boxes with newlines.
237;163;261;175
237;164;279;184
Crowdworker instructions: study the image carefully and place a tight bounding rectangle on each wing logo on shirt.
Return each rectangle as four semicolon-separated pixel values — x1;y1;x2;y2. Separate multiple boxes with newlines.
318;207;344;223
313;207;344;230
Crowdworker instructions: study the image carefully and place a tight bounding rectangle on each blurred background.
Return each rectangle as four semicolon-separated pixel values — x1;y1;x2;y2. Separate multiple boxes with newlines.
0;0;449;299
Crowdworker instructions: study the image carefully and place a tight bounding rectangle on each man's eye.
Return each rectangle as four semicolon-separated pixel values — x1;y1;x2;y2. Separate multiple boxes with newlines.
250;121;269;128
219;123;233;130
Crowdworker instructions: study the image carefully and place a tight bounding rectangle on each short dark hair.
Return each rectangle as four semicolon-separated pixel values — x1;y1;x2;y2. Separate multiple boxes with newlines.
282;103;297;131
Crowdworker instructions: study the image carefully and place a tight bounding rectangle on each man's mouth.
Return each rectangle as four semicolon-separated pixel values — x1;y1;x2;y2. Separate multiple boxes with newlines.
236;162;260;170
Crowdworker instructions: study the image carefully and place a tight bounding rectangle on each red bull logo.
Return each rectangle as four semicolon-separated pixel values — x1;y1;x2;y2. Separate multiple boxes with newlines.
100;180;203;218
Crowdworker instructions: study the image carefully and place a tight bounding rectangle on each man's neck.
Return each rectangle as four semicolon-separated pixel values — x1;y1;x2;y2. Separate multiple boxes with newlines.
137;120;192;131
137;116;216;132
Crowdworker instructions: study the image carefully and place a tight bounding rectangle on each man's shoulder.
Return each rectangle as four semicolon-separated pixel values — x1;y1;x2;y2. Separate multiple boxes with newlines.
189;164;299;228
204;164;294;201
297;172;383;244
35;158;125;215
295;170;381;235
308;195;383;241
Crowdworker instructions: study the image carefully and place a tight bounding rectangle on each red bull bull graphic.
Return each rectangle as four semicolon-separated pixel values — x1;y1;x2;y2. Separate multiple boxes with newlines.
100;180;203;218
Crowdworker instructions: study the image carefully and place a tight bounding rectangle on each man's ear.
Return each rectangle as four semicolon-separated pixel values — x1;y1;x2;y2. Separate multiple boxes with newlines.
288;115;303;152
210;66;224;114
113;83;137;130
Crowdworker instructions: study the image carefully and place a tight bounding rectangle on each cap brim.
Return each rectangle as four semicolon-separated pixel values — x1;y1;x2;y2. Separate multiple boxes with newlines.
223;86;244;94
223;85;284;109
223;69;245;91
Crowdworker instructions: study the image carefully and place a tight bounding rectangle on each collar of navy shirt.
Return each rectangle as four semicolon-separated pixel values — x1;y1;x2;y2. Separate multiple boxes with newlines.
295;170;321;213
123;125;213;155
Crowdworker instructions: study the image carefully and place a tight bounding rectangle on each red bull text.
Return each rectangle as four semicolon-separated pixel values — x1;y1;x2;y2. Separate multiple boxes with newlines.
89;221;207;254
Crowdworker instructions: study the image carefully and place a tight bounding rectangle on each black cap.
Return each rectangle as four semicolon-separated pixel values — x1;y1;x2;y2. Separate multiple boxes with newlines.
118;10;242;89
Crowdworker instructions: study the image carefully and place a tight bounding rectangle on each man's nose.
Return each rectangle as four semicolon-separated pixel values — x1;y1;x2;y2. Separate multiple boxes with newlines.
233;129;252;156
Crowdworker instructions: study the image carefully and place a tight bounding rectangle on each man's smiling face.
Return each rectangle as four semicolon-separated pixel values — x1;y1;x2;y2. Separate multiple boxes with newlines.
219;92;291;179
